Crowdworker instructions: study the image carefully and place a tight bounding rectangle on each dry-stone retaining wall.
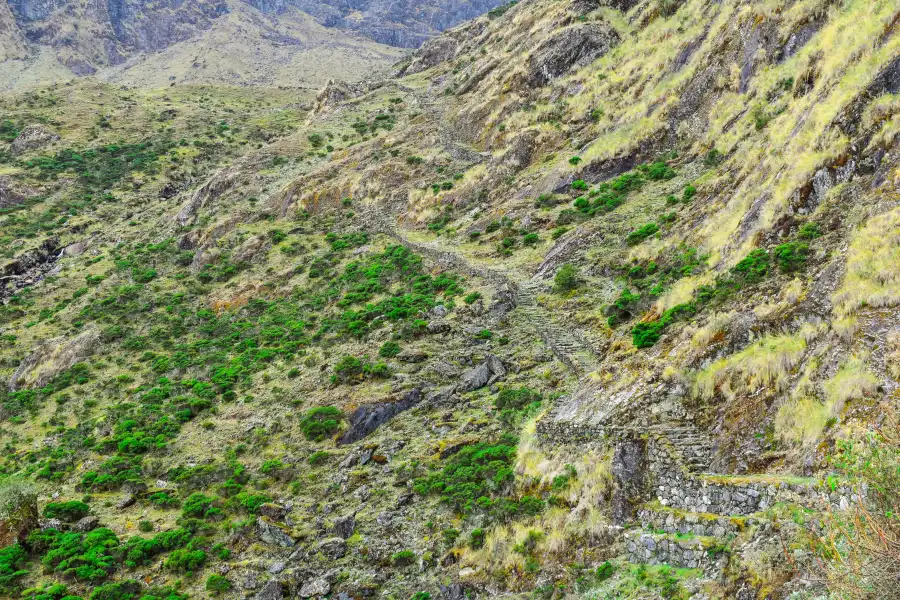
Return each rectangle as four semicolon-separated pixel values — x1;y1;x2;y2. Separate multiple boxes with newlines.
624;531;728;575
636;507;750;539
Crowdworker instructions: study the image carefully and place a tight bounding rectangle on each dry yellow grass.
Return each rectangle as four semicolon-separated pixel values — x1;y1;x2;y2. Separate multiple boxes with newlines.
833;206;900;317
776;356;878;448
692;324;819;401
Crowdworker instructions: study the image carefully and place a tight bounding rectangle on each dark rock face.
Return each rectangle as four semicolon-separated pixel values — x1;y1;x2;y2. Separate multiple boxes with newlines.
337;388;423;445
611;437;648;526
526;23;619;86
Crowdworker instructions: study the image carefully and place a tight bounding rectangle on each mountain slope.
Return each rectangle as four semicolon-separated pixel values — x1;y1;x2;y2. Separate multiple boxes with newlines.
0;0;898;599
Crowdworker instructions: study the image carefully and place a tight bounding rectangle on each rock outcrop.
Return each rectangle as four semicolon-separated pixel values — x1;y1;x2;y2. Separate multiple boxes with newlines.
8;326;99;390
337;389;423;445
9;124;59;155
525;23;619;86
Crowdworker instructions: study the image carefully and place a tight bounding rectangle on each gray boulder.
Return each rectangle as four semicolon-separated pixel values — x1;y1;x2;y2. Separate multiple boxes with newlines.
332;513;355;540
254;580;284;600
458;354;506;392
257;517;296;548
299;577;331;598
73;516;100;532
318;537;347;559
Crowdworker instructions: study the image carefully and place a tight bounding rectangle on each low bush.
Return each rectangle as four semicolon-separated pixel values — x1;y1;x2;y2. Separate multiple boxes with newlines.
164;548;206;573
43;500;90;522
379;341;401;358
206;574;232;595
626;223;659;246
300;406;343;441
554;264;580;292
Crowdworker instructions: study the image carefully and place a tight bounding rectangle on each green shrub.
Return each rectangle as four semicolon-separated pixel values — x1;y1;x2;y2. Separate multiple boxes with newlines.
596;560;616;581
774;241;809;272
569;156;582;166
0;120;18;142
43;501;90;522
392;550;416;566
332;355;363;383
34;527;120;582
731;248;770;283
147;491;179;508
470;528;485;549
642;161;676;180
138;520;153;532
464;292;482;305
703;148;723;167
798;222;821;239
412;436;539;520
626;223;659;246
119;527;192;568
495;388;541;411
206;574;232;595
0;544;28;590
308;451;329;465
554;264;580;292
299;406;343;441
379;341;401;358
522;233;540;246
164;548;206;573
87;580;185;600
260;459;283;475
181;493;222;520
18;582;77;600
236;492;271;514
442;528;460;546
551;226;570;240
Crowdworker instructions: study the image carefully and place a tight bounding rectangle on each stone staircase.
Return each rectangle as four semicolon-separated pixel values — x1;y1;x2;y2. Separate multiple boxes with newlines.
515;278;600;377
648;422;715;474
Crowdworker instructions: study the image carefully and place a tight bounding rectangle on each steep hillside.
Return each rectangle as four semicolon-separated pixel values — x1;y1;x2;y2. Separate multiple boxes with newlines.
0;1;899;600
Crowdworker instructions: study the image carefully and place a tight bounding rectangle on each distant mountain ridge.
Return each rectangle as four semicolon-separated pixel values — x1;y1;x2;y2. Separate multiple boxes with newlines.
0;0;510;80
